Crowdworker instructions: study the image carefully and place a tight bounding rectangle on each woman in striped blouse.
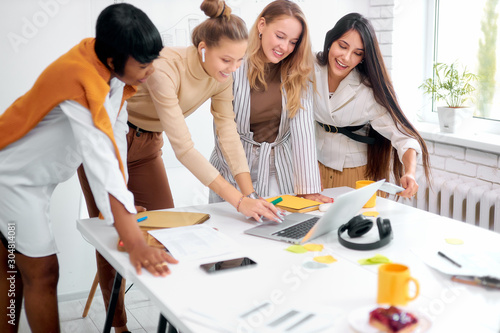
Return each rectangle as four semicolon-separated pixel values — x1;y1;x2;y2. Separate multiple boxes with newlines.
210;0;331;203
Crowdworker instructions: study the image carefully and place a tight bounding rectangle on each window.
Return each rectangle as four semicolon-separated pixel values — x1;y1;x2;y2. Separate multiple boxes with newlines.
393;0;500;135
435;0;500;122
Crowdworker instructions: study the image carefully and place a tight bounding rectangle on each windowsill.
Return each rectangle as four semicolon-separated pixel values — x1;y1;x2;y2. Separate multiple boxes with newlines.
415;121;500;154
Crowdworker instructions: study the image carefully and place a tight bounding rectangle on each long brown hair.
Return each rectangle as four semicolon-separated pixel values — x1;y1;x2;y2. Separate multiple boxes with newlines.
247;0;314;118
317;13;431;185
192;0;248;47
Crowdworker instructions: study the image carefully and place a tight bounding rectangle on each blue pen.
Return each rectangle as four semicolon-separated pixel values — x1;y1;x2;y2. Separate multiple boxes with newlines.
137;216;148;222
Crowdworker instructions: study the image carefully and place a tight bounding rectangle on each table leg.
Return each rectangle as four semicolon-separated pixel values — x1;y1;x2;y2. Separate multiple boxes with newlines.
103;271;122;333
157;314;178;333
157;314;167;332
166;320;178;333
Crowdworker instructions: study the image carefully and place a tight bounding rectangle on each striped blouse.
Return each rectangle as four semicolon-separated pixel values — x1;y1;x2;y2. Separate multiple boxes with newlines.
209;61;322;197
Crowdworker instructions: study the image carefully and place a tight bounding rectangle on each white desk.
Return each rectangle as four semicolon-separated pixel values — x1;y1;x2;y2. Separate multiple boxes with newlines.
77;188;500;333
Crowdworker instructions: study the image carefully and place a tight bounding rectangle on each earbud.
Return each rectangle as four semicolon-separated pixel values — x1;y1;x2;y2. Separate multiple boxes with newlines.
201;48;206;63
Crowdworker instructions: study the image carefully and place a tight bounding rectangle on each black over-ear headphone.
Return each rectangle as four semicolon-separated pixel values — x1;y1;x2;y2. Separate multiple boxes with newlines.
337;215;393;250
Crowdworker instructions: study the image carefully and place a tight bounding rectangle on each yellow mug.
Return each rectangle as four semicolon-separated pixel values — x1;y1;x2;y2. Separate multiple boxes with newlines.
356;180;377;208
377;263;420;306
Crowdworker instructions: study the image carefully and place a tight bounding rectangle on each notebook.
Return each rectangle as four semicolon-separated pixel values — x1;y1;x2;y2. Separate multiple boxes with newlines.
117;211;210;251
265;195;322;213
244;180;385;244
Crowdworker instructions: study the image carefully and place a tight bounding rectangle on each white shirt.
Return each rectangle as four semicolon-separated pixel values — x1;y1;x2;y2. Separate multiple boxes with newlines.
0;78;136;257
313;64;421;171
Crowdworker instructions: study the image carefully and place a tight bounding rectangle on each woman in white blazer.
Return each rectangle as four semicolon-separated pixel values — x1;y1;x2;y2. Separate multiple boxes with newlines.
313;13;431;198
210;0;331;203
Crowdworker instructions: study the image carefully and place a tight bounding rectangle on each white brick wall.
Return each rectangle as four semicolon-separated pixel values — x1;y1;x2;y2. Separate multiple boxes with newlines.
368;1;394;71
422;140;500;187
434;142;465;159
371;0;395;6
465;149;498;167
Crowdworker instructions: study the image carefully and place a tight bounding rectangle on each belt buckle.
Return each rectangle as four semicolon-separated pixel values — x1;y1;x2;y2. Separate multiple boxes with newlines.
325;124;338;133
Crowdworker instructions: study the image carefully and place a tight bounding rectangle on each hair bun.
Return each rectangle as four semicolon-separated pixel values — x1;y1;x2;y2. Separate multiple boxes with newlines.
201;0;232;19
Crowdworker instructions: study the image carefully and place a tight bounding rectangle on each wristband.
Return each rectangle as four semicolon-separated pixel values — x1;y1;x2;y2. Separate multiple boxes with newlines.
236;195;245;212
246;191;260;200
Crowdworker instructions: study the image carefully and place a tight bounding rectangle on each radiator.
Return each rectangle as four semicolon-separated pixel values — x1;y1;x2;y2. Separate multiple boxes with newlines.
404;175;500;232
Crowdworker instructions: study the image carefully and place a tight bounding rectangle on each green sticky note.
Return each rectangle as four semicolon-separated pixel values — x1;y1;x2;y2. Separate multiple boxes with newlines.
358;254;391;265
286;245;308;253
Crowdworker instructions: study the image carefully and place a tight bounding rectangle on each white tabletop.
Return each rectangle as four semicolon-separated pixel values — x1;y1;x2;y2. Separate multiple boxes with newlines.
77;188;500;333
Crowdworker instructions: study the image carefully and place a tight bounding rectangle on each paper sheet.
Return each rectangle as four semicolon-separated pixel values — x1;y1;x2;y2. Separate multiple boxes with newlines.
238;304;341;333
148;225;238;261
412;246;500;278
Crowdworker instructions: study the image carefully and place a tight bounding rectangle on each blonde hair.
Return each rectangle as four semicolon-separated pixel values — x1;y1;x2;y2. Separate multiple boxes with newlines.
192;0;248;47
247;0;314;117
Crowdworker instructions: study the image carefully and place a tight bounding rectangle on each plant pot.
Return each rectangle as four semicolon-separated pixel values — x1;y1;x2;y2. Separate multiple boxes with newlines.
437;106;474;133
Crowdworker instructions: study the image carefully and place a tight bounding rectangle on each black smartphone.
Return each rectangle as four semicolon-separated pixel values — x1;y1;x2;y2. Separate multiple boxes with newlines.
200;257;257;273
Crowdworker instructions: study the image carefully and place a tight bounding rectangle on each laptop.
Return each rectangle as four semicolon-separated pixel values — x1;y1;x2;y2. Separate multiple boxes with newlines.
244;179;385;244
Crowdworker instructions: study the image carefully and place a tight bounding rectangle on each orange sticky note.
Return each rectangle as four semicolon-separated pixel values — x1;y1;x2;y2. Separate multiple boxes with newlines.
313;255;337;264
362;211;379;217
303;243;324;252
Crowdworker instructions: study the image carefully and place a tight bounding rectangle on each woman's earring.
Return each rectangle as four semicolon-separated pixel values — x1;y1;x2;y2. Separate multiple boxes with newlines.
259;33;262;39
201;48;206;63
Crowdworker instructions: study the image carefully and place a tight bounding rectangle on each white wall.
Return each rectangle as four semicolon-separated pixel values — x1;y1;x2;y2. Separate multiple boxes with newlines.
0;0;376;299
0;0;97;301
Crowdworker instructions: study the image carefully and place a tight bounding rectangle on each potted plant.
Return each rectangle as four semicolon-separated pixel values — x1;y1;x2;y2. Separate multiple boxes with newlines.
420;62;479;133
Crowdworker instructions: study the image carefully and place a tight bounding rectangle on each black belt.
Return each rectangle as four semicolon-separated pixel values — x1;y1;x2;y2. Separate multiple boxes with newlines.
127;121;154;137
316;121;375;145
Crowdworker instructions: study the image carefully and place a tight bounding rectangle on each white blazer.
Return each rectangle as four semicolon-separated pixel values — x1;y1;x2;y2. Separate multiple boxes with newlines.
210;61;322;197
313;63;421;171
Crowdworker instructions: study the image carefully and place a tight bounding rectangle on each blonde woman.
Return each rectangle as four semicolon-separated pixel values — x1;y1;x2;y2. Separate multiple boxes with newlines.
210;0;332;203
79;1;280;331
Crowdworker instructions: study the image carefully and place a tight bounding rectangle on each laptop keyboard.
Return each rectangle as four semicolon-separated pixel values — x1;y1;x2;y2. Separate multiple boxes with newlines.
272;217;320;239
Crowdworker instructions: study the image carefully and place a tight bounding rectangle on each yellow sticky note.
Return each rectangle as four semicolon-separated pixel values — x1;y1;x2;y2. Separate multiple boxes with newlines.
362;211;380;217
313;255;337;264
286;245;308;253
445;238;464;245
303;243;324;252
